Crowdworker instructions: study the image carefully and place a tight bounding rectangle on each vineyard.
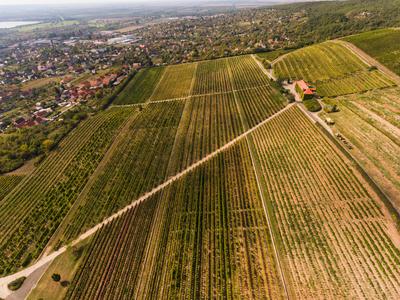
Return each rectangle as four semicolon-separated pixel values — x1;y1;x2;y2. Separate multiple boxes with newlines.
0;107;134;275
251;106;400;298
273;41;395;96
113;67;165;105
65;141;286;299
0;175;23;201
344;28;400;76
192;58;232;95
321;89;400;210
50;101;185;247
150;63;197;101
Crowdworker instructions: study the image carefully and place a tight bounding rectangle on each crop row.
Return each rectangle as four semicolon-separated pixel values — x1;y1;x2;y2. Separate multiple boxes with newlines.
50;101;186;247
227;55;271;90
113;67;165;105
192;58;233;95
150;63;197;101
0;107;134;275
65;141;285;299
274;42;367;82
251;106;400;298
0;175;24;202
317;70;394;97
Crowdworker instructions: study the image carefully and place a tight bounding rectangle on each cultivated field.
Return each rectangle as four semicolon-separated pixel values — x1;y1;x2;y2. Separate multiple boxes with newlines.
192;58;232;95
251;106;400;298
150;63;197;101
50;101;185;247
64;141;286;299
0;107;134;275
113;67;165;105
0;175;23;201
321;88;400;209
344;28;400;76
274;41;395;97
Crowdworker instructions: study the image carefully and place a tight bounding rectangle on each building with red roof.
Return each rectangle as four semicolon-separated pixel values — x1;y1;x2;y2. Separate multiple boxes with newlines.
295;80;316;100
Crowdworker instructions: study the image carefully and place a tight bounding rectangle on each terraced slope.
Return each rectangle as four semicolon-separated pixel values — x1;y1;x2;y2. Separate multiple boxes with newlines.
251;106;400;299
344;29;400;76
0;107;134;275
274;41;395;97
64;141;286;300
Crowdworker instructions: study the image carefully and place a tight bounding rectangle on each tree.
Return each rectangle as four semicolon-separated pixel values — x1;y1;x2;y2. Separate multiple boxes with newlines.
52;273;61;282
42;139;55;152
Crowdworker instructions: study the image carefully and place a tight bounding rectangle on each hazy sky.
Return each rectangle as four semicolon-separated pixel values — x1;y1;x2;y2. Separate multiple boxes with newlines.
0;0;287;6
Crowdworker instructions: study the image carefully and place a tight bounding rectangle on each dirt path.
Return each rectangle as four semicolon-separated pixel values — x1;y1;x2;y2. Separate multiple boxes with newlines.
251;54;276;80
0;102;295;299
336;40;400;86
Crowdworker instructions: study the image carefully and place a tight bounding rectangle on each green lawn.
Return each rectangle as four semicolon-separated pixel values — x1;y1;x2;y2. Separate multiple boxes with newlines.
113;67;165;105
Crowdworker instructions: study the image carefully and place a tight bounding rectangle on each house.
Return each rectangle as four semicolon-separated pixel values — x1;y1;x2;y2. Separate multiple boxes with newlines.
295;80;316;100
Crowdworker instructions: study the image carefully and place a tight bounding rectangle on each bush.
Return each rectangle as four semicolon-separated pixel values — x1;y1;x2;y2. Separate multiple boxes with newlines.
7;277;26;291
368;65;378;71
324;104;339;113
52;273;61;282
303;99;322;112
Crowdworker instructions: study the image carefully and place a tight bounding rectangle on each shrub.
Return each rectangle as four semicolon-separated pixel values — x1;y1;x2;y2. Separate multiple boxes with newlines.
303;99;322;112
7;277;26;291
52;273;61;282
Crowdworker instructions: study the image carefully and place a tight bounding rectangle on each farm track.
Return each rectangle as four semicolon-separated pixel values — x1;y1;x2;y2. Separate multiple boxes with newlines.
0;100;295;299
337;40;400;86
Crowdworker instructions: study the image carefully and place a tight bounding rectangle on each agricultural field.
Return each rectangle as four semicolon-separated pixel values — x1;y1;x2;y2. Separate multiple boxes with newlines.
316;70;395;97
64;141;286;299
192;58;232;95
49;101;185;247
274;41;395;97
251;106;400;298
227;55;271;90
321;88;400;209
344;29;400;76
150;63;197;101
0;107;134;275
0;175;23;201
113;67;165;105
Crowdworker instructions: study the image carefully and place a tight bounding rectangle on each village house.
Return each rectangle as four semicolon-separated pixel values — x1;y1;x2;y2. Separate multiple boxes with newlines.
295;80;316;100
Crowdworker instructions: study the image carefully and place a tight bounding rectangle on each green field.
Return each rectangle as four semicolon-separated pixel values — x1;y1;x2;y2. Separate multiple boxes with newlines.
150;63;197;101
344;29;400;76
50;101;185;247
0;107;134;275
113;67;165;105
274;41;395;97
64;141;286;299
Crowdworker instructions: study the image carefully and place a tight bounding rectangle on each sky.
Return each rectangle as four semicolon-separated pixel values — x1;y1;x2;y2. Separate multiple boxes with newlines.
0;0;294;6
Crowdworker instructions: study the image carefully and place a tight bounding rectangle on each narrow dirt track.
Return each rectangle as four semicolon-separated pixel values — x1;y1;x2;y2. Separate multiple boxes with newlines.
0;102;295;299
336;40;400;86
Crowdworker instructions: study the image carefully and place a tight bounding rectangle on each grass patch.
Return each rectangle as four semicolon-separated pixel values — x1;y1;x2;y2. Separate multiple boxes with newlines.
303;99;322;112
8;277;26;291
256;49;292;62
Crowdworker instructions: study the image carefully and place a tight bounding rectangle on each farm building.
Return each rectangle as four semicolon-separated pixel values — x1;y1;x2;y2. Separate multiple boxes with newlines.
295;80;316;100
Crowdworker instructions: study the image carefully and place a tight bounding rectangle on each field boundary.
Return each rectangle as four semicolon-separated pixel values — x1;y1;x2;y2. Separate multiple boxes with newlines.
336;39;400;85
